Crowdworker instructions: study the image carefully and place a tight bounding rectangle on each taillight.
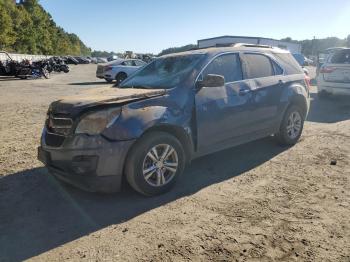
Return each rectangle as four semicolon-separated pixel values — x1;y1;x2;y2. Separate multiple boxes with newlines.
320;66;336;74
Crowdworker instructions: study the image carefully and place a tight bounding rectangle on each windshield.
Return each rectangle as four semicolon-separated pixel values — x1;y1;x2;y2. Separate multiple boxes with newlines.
119;54;205;89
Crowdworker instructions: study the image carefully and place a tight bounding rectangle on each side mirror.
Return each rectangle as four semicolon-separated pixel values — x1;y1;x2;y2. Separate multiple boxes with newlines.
196;74;225;89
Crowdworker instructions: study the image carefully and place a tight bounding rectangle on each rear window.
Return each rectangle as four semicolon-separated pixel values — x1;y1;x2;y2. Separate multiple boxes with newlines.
272;60;284;75
330;49;350;64
244;54;274;78
273;53;303;75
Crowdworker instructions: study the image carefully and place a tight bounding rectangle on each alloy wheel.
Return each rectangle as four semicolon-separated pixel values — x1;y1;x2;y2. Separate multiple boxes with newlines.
286;111;302;139
142;144;178;187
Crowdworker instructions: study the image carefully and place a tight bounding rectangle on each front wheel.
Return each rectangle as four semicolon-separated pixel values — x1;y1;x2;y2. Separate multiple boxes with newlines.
275;105;305;146
115;72;127;86
125;132;186;196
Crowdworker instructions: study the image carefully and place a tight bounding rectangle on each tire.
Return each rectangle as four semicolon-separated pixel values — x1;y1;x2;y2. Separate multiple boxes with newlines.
42;68;50;79
105;78;113;83
275;105;305;146
125;131;186;196
115;72;127;86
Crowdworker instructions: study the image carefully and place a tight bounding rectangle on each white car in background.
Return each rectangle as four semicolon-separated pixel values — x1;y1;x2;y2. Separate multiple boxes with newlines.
96;59;147;85
317;48;350;98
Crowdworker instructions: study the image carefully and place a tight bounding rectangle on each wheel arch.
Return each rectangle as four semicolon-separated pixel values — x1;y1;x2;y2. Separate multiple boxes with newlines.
116;71;127;79
141;124;194;163
287;94;308;119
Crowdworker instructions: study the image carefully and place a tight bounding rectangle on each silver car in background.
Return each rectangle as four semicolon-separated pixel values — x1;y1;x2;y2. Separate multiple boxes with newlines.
317;48;350;98
96;59;147;84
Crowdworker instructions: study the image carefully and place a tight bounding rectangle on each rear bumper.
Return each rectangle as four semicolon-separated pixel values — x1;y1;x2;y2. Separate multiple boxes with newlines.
38;129;135;193
317;78;350;95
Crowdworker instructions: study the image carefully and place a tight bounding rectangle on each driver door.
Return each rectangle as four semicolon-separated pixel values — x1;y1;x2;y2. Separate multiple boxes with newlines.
195;53;253;153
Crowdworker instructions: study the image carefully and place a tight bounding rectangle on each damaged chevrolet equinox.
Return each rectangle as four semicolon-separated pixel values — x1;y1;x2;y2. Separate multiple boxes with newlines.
38;46;310;195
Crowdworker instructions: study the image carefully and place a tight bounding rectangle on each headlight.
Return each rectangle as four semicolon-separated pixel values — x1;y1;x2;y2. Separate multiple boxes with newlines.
75;108;121;135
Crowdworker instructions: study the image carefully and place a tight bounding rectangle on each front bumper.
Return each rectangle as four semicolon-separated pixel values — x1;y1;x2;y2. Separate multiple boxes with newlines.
38;128;135;193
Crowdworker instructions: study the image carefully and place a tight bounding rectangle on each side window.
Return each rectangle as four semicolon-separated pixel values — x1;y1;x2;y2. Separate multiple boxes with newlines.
122;61;133;66
244;54;274;78
203;53;243;83
271;60;283;75
135;60;146;66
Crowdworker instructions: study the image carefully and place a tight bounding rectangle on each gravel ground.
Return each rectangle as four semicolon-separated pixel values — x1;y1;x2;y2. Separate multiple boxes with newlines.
0;65;349;262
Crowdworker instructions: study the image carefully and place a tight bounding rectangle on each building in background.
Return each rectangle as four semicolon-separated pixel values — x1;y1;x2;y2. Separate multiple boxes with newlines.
198;35;301;54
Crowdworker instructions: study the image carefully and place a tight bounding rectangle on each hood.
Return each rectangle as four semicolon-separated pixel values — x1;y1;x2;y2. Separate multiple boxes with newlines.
49;86;166;119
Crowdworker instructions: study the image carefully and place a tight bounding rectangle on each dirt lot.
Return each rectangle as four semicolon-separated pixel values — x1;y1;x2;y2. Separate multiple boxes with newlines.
0;65;349;262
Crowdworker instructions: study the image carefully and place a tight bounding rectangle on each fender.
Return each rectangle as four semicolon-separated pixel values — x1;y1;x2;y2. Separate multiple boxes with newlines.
279;75;309;120
102;92;194;142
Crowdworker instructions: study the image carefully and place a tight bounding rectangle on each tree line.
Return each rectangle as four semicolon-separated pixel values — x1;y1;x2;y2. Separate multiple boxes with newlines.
0;0;91;56
281;36;350;56
158;37;350;57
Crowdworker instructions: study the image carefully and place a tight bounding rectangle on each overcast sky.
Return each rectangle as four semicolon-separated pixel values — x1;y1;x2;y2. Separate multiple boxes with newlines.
40;0;350;54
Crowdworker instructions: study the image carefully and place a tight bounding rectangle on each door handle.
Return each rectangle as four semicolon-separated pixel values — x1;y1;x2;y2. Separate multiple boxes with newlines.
239;89;250;96
278;80;286;85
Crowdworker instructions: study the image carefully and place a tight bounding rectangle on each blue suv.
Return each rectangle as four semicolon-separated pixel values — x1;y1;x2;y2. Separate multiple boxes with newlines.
38;46;310;195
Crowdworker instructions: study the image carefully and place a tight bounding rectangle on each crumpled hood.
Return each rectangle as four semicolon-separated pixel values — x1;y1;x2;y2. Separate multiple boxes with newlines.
49;86;166;118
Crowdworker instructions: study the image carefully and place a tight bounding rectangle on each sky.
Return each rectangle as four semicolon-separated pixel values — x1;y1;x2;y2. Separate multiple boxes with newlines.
40;0;350;54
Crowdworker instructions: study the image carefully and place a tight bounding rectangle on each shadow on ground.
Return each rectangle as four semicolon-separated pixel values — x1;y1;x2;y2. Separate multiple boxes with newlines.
307;92;350;123
0;137;286;261
69;81;112;86
0;76;26;81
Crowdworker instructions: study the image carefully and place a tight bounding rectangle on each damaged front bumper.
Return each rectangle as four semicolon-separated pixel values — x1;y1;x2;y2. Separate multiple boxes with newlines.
38;128;135;193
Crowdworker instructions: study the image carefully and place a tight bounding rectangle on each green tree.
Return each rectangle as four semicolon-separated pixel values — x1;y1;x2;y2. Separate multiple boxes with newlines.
0;0;91;55
0;0;15;50
158;44;197;56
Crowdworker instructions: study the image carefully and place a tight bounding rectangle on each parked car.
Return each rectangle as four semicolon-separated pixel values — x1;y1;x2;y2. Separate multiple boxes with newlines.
90;57;98;64
63;56;79;65
317;48;350;98
107;55;119;62
38;46;309;195
316;47;346;75
96;59;147;84
96;57;108;64
74;56;90;64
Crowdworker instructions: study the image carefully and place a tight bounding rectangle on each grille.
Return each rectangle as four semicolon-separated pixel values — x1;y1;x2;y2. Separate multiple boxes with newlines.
45;132;66;147
47;115;73;136
45;114;73;147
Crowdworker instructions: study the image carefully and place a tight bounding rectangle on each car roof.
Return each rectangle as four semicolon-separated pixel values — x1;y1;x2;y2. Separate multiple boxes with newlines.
161;45;291;58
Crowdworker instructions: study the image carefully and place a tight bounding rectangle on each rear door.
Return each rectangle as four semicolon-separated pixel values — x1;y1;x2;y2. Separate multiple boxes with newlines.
240;52;285;132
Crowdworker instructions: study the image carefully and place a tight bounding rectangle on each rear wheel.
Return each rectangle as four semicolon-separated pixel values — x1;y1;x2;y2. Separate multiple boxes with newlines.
275;105;304;146
115;72;127;86
125;132;186;196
